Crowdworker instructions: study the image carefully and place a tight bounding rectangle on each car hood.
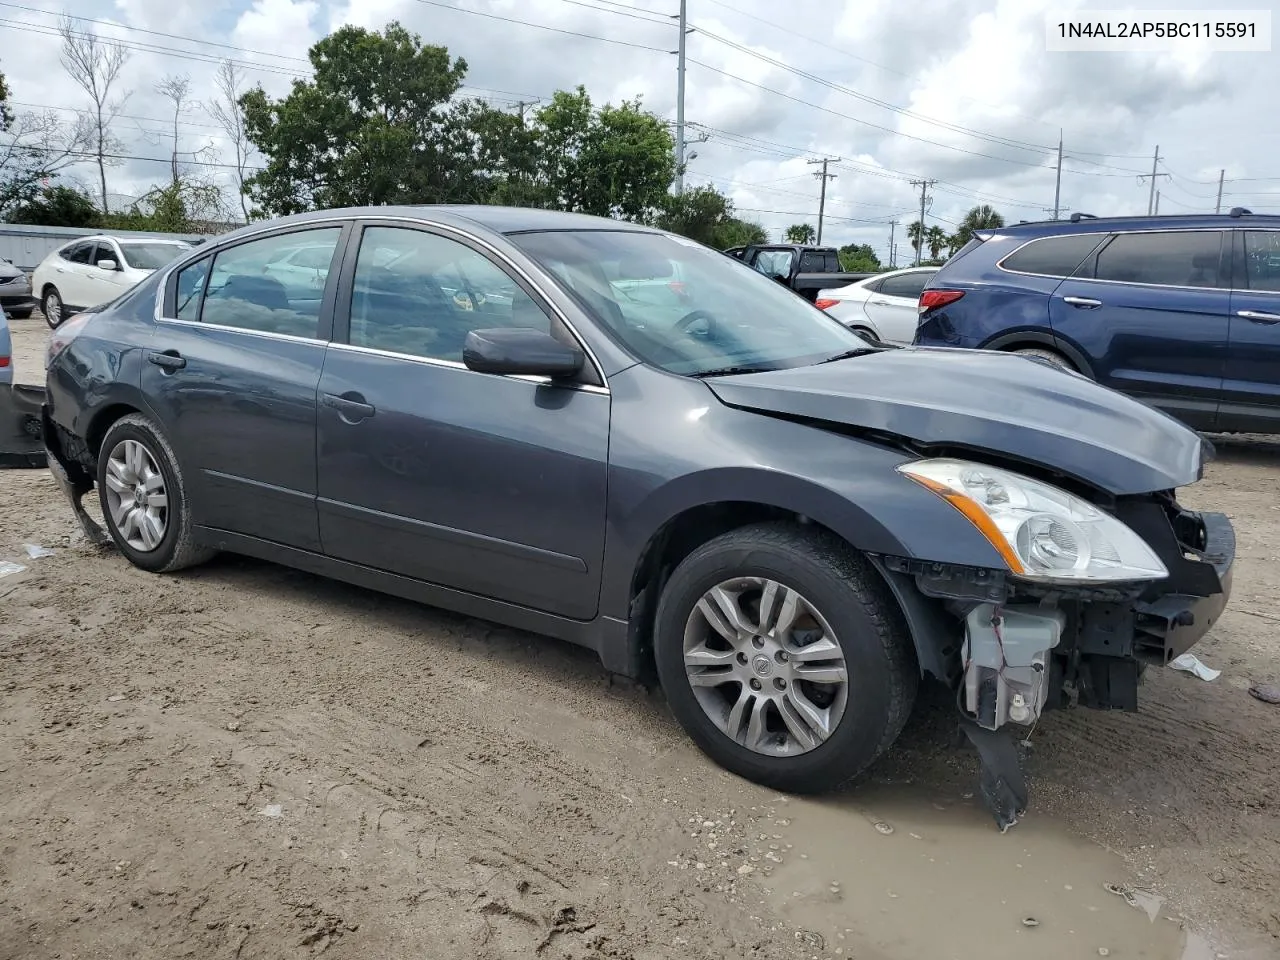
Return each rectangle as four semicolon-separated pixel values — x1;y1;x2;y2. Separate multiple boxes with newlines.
703;347;1208;495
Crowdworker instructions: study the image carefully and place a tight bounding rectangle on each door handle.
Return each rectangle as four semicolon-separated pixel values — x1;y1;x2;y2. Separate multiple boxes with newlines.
871;298;891;306
1236;309;1280;324
146;350;186;371
322;392;376;423
1062;296;1103;308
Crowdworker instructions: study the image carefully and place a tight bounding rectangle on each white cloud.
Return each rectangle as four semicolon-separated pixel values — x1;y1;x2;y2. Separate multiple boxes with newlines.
1;0;1276;251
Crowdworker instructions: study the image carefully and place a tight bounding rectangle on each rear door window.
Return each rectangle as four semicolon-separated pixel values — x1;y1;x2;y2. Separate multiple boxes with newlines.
879;271;934;300
1241;231;1280;291
1093;231;1224;288
1001;234;1106;278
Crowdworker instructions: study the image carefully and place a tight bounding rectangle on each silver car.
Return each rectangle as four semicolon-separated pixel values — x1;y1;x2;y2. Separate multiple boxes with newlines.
0;259;35;320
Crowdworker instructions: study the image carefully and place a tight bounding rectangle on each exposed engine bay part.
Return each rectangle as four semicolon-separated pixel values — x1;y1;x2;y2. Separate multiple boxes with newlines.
963;604;1065;730
960;719;1028;833
0;383;47;469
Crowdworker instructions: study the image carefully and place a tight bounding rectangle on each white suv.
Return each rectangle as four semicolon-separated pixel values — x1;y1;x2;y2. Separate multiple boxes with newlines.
32;235;193;328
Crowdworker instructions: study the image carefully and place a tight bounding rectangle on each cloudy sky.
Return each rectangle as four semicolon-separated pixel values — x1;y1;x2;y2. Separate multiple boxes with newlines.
2;0;1278;260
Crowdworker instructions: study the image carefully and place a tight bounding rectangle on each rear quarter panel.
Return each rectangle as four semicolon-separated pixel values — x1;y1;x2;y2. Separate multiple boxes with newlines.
915;234;1063;347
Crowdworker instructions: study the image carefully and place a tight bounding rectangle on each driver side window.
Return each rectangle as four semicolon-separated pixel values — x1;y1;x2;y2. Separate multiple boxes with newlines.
348;226;551;363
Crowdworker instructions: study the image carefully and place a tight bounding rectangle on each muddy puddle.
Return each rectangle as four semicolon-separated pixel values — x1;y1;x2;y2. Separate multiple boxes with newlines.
756;784;1218;960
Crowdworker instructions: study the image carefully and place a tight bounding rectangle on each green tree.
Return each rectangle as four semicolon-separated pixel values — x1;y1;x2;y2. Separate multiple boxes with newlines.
0;64;92;216
838;242;881;272
906;220;925;261
785;223;816;244
656;184;767;249
100;177;224;233
240;22;472;215
945;232;965;257
954;204;1005;246
8;185;100;227
925;225;947;260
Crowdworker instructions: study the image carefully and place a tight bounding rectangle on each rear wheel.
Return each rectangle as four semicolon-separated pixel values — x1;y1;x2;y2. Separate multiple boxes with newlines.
654;522;917;794
8;306;33;320
97;414;215;573
850;325;883;345
42;287;64;329
1011;346;1077;372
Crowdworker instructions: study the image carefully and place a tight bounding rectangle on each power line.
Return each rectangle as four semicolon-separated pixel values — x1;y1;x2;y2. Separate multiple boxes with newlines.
403;0;670;53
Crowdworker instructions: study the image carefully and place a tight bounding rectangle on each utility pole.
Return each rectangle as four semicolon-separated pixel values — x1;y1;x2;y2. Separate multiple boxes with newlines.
909;179;935;266
1138;145;1169;216
673;0;688;194
808;157;838;244
1215;169;1225;214
1052;129;1063;221
1155;190;1161;215
889;221;897;267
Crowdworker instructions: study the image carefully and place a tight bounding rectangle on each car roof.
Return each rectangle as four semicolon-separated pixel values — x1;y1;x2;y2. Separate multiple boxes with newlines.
224;205;662;239
986;211;1280;240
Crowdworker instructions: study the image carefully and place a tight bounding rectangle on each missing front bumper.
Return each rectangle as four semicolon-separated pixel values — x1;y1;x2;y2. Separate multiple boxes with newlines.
41;404;110;546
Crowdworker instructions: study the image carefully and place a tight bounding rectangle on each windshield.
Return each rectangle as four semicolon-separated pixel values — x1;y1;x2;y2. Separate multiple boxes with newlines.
120;242;191;271
510;230;870;376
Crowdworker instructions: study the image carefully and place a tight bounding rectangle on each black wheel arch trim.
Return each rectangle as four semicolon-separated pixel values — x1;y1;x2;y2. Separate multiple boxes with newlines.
980;329;1096;379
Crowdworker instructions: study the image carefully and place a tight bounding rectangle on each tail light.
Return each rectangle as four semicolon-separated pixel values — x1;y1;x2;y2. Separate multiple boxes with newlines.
668;281;687;295
0;352;9;368
918;289;965;315
45;312;94;369
815;298;840;310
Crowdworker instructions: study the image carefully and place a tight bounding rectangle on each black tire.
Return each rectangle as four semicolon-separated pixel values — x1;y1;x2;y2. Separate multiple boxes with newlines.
43;287;65;329
96;413;216;573
8;307;33;320
654;522;917;794
1012;346;1076;372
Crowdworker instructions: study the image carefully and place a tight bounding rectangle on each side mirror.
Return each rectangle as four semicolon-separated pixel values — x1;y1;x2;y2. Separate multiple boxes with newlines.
97;259;118;271
463;328;583;378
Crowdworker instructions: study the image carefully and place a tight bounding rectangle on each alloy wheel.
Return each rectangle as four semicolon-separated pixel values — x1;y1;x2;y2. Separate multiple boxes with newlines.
103;439;169;552
682;577;849;757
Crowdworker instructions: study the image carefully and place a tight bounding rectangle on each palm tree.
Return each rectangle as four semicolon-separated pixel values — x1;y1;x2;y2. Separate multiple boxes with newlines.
925;225;947;260
906;220;925;261
784;223;816;244
945;232;964;257
955;204;1005;246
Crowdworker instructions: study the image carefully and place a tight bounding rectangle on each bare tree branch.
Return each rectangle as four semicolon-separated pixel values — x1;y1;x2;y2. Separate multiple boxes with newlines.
155;73;190;187
0;108;96;213
205;59;252;223
58;15;131;212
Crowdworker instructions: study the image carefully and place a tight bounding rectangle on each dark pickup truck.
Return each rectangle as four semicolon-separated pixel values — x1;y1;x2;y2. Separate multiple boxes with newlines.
723;243;872;302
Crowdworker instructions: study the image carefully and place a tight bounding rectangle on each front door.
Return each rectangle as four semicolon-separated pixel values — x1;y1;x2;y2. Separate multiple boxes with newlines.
1048;229;1228;431
316;222;610;621
141;224;350;550
53;241;98;310
1223;229;1280;433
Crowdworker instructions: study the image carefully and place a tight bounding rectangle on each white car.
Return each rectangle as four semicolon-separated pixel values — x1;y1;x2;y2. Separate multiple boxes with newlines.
33;235;193;328
815;266;939;344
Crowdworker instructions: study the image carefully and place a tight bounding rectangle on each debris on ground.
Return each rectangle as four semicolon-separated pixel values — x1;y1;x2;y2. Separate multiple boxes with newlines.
1170;653;1221;682
1248;682;1280;705
0;560;25;578
22;543;55;559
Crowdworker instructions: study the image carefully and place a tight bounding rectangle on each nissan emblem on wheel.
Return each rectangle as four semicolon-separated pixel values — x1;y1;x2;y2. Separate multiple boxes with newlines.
41;205;1234;831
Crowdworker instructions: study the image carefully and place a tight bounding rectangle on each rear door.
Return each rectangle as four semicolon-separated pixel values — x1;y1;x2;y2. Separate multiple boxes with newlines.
864;270;935;343
1223;229;1280;432
143;222;351;550
1048;229;1228;430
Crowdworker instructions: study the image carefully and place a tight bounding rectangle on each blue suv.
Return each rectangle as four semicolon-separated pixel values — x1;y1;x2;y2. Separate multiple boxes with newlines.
915;210;1280;435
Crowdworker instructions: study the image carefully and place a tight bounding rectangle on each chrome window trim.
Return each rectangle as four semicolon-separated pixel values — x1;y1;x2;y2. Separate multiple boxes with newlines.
996;227;1230;290
327;341;609;396
152;213;610;394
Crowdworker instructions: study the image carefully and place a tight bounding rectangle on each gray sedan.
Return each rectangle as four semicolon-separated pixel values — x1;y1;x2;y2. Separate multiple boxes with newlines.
0;258;35;319
42;206;1234;829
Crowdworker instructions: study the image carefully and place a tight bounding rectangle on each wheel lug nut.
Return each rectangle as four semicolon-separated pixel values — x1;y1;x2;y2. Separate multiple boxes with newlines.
774;678;787;690
775;650;788;663
749;678;762;691
736;652;748;665
751;636;764;649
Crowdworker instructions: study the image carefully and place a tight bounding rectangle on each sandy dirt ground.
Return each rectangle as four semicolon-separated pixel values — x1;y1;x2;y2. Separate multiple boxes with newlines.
2;312;1279;960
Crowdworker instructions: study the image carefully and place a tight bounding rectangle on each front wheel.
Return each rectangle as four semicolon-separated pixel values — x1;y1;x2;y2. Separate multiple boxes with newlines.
96;413;216;573
654;522;917;794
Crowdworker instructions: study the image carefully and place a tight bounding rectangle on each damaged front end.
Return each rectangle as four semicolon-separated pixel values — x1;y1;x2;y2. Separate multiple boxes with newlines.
872;467;1234;832
0;383;47;469
42;404;110;547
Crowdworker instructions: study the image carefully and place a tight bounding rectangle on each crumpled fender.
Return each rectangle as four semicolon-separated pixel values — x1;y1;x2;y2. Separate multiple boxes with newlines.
0;383;47;469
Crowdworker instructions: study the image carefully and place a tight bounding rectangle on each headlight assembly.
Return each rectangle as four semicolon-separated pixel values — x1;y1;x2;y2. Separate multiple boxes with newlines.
898;458;1168;583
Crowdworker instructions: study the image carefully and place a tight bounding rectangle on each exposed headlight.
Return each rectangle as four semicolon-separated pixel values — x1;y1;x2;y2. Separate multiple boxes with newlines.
898;458;1168;583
